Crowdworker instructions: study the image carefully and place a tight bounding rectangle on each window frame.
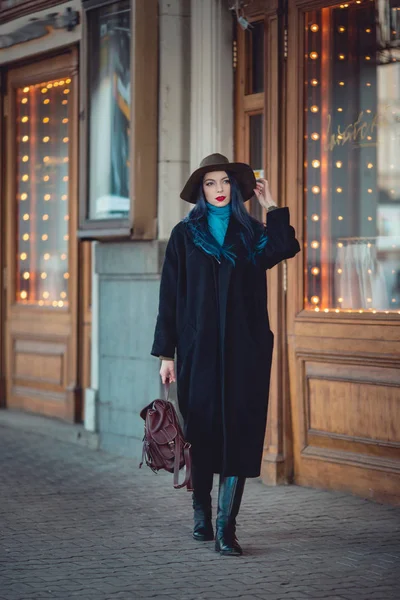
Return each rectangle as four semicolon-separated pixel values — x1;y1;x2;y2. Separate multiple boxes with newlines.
78;0;158;241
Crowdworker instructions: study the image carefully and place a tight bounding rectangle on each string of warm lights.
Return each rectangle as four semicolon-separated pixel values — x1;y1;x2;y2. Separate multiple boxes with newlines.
305;1;400;315
17;78;71;308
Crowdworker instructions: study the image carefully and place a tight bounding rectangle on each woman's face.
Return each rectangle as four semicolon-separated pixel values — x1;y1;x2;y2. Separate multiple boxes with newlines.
203;171;231;207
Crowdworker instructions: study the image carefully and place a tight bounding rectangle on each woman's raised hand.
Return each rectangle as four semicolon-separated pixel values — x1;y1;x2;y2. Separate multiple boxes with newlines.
160;360;176;385
254;178;278;211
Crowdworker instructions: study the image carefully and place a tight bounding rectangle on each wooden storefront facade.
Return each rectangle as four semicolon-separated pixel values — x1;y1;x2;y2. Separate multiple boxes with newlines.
236;0;400;503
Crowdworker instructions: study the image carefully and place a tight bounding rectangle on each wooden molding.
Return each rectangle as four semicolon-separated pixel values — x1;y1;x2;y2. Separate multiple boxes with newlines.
0;0;63;23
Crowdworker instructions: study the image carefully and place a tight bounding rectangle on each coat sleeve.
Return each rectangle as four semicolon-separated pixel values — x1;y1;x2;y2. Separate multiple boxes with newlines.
261;207;300;270
151;231;179;359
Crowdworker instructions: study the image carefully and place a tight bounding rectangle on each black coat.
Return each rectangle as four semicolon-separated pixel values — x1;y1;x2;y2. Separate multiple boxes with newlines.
151;207;300;477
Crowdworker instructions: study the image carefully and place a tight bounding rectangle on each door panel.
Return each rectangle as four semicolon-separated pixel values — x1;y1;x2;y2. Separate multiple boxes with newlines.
5;50;80;422
286;0;400;503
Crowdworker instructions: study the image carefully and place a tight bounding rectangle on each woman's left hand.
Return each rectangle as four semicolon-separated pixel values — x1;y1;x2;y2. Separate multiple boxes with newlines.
254;178;278;211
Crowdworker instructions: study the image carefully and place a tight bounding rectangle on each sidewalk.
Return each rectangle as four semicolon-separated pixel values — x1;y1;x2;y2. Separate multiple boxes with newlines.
0;423;399;600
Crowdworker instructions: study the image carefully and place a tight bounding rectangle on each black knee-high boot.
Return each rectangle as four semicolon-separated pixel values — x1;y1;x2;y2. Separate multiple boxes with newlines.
192;465;214;541
215;476;246;556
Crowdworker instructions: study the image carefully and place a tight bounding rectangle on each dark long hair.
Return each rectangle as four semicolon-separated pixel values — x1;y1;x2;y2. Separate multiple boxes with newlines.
183;175;267;265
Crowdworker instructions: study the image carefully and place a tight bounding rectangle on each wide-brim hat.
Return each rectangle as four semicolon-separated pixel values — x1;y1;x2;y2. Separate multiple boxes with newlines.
180;153;256;204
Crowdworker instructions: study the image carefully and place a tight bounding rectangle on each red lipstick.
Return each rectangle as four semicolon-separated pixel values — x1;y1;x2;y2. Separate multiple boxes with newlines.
216;196;226;202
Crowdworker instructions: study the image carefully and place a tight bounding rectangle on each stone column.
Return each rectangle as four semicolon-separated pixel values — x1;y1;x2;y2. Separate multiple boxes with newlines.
157;0;191;240
190;0;234;171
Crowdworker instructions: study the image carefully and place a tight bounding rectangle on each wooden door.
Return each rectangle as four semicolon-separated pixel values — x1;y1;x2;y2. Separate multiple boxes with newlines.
235;1;293;484
286;0;400;503
4;50;80;422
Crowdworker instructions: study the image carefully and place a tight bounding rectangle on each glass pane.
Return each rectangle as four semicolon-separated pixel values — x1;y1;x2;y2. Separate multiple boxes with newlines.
245;20;264;95
249;113;264;221
16;78;70;308
88;0;131;220
304;1;400;315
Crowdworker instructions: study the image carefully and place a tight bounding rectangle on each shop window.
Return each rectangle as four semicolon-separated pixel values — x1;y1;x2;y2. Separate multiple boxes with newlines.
79;0;157;240
16;78;71;308
304;1;400;314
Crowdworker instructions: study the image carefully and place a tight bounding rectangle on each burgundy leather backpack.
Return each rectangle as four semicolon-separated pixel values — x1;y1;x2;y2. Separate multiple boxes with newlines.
139;383;192;491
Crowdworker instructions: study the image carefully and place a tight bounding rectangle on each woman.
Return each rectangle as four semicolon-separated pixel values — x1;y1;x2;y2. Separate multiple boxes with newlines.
151;154;300;556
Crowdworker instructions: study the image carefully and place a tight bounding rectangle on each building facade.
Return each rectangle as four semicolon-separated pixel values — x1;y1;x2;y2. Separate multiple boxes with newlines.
0;0;399;503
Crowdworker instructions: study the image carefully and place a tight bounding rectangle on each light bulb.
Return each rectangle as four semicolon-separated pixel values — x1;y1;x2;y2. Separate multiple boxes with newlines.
60;292;67;299
64;235;69;241
338;216;343;220
311;296;320;304
337;268;343;274
41;88;48;94
312;186;320;194
22;175;29;182
311;240;319;249
337;108;343;112
311;214;319;221
64;273;70;279
312;160;320;168
66;78;71;84
21;193;28;201
23;272;30;280
339;81;345;86
20;252;27;260
310;24;319;32
22;116;29;123
22;155;29;162
311;267;320;275
43;214;49;221
338;54;345;60
366;82;371;87
62;118;69;124
63;137;69;143
62;195;67;200
23;234;29;241
62;100;68;105
43;292;50;299
338;297;343;303
61;254;67;260
315;307;320;312
367;162;373;169
58;301;64;308
336;161;343;168
22;135;29;142
43;157;49;163
52;301;58;307
338;26;346;32
23;214;29;221
310;105;319;113
20;291;28;300
44;194;51;201
41;273;47;279
43;99;50;105
43;176;50;182
368;188;372;193
311;133;320;140
310;52;318;60
42;234;48;241
43;118;49;123
368;216;373;221
336;187;343;193
64;89;70;95
63;176;69;182
43;136;50;143
23;87;29;93
44;253;50;260
311;79;318;86
365;56;371;60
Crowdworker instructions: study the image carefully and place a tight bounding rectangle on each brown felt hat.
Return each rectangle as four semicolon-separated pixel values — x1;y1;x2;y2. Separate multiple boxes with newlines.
180;153;257;204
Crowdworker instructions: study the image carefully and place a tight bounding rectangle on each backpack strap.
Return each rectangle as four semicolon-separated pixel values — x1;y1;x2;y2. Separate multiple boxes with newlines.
173;439;193;491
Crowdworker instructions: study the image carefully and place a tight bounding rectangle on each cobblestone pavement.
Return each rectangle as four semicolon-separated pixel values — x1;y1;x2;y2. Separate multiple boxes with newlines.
1;426;399;600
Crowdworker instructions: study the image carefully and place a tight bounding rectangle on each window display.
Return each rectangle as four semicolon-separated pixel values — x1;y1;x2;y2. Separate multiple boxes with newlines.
304;0;400;313
16;78;70;307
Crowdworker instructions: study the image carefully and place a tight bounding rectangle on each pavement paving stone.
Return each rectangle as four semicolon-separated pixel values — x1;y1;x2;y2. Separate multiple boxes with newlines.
1;425;399;600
